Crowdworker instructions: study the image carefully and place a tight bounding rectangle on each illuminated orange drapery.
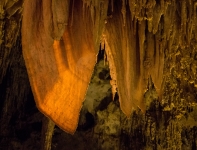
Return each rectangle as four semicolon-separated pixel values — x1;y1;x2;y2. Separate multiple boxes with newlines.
22;0;108;133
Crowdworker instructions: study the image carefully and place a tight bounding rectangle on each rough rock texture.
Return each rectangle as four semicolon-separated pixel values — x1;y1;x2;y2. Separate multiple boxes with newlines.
0;0;197;149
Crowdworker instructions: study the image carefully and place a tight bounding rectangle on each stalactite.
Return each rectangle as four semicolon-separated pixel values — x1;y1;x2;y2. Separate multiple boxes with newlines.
147;19;153;33
121;0;126;26
111;0;114;12
154;31;164;97
145;3;154;32
52;0;70;39
22;0;108;134
104;39;117;101
144;32;155;80
152;5;163;34
164;4;173;41
70;0;75;27
138;20;145;85
181;0;186;36
82;0;109;48
90;5;95;25
128;0;136;20
104;1;149;116
187;1;194;46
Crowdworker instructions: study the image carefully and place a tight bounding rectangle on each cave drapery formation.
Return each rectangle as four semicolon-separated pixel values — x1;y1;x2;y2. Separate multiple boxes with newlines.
22;0;197;134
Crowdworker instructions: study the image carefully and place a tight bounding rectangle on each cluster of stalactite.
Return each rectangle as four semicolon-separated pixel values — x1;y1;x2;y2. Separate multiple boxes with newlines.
21;0;197;134
103;0;197;117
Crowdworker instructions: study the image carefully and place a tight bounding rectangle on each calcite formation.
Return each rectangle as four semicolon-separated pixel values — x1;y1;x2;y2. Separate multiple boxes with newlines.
22;0;197;133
